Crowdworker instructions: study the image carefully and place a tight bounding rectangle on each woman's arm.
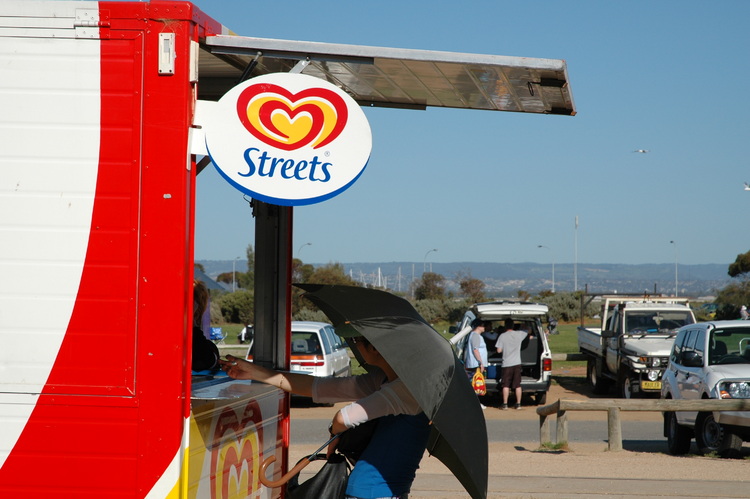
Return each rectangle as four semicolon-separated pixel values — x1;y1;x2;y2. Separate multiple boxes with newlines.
219;354;315;397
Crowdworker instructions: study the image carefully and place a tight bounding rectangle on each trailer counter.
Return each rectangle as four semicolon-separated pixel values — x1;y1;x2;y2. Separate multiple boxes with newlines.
189;375;286;498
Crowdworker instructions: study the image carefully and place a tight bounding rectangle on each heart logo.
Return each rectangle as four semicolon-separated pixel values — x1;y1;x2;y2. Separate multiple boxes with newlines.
236;83;348;151
210;400;264;499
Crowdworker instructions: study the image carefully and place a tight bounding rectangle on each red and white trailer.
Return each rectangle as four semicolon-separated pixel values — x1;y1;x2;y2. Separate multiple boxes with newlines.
0;2;574;497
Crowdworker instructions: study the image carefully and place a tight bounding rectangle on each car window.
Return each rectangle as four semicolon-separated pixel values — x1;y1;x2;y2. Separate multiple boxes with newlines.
326;326;343;350
291;332;323;355
682;329;697;355
709;327;750;365
671;331;684;363
672;329;696;364
318;328;333;354
694;329;706;357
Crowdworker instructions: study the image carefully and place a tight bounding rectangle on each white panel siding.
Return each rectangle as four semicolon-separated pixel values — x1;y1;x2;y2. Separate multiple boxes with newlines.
0;2;100;465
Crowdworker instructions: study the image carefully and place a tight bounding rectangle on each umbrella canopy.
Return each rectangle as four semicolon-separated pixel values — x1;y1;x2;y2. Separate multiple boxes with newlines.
297;284;488;499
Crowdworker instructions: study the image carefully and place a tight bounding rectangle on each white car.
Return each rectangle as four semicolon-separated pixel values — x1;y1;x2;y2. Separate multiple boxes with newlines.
245;321;350;378
451;301;553;405
289;321;351;378
662;321;750;457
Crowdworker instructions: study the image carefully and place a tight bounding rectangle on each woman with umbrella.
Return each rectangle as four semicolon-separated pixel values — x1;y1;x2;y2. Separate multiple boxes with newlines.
220;334;431;499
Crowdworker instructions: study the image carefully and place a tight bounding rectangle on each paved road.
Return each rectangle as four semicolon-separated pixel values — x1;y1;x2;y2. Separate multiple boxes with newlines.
286;378;750;498
407;473;750;498
291;418;664;446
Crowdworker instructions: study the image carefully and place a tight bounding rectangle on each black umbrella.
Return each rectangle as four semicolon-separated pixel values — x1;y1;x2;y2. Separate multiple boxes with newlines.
296;284;488;499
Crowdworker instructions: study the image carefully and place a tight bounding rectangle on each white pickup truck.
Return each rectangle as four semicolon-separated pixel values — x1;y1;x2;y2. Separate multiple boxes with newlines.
578;296;696;398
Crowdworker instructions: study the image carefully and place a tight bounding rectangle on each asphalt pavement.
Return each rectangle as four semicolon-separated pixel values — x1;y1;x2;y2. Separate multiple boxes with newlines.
288;390;750;499
291;418;665;446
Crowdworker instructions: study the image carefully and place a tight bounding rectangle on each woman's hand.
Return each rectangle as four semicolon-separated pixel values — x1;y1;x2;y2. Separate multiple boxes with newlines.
218;355;315;397
219;354;256;380
326;411;347;457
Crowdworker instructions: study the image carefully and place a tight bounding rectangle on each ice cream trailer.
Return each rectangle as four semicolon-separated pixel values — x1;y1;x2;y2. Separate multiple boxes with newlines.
0;1;574;497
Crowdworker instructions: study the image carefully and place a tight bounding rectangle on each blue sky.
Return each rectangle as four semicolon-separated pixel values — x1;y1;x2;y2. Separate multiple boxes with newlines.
192;1;749;266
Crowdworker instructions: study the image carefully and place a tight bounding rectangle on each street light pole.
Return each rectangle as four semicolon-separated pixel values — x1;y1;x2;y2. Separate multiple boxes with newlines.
670;240;678;297
537;245;555;293
232;256;240;292
423;248;437;273
297;242;312;259
574;215;579;292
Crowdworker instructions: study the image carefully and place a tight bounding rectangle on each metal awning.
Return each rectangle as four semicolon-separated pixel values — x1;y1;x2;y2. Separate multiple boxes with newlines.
198;35;575;115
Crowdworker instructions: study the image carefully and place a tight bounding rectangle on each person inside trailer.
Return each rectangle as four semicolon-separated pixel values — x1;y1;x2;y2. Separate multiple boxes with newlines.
192;280;220;371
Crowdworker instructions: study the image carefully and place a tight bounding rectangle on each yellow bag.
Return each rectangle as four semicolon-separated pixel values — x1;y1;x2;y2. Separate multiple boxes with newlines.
471;368;486;396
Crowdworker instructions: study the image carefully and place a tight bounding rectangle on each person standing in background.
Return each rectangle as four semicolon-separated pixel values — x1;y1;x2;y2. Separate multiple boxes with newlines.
496;318;528;410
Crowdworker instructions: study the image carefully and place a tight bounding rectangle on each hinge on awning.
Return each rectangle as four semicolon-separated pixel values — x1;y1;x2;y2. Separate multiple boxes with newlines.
75;9;109;39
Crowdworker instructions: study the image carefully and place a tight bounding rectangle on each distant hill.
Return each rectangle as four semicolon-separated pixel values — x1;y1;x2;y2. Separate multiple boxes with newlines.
197;260;730;297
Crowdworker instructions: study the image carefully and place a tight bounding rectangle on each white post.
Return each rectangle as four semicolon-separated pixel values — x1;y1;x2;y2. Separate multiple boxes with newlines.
537;245;555;293
670;240;678;297
423;248;437;273
574;216;579;292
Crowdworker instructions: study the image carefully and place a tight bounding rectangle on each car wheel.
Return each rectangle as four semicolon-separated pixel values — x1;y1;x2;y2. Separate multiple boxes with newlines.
665;411;692;455
534;391;547;406
695;412;743;458
587;359;610;395
618;371;634;399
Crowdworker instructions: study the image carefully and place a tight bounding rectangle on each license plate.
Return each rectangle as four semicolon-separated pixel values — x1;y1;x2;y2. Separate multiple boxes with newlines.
641;381;661;390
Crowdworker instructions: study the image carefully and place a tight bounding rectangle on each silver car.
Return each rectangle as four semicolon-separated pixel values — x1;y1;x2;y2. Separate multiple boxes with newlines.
662;321;750;457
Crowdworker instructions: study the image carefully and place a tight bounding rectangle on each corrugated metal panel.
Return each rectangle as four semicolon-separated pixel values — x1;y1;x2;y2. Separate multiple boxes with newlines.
198;35;575;115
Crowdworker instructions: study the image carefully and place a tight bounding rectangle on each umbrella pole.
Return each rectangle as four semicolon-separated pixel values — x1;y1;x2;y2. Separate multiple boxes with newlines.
259;433;341;488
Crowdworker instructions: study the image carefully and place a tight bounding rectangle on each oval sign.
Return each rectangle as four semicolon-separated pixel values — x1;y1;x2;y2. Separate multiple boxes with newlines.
204;73;372;206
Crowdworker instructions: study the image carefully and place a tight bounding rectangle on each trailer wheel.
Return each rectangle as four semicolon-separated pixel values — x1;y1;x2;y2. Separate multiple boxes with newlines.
587;359;610;394
695;412;743;458
665;411;692;455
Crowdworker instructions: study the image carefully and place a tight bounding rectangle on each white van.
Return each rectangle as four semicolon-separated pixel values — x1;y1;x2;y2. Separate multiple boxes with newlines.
451;302;553;405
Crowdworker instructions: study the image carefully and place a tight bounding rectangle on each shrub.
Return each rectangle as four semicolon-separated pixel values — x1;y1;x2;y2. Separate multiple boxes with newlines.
293;307;328;322
538;292;597;322
218;290;253;324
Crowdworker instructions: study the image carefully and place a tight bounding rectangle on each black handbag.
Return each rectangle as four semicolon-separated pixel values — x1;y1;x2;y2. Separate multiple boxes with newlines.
335;418;378;464
286;453;349;499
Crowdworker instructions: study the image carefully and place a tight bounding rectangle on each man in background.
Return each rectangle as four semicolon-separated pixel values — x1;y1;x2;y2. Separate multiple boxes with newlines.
496;318;528;410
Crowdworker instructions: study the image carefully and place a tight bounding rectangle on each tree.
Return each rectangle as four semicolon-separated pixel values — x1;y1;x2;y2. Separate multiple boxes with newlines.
456;270;486;303
291;262;360;317
413;272;446;301
218;290;254;324
216;271;234;284
307;263;358;285
728;250;750;278
537;291;596;322
239;245;255;289
292;258;315;283
715;251;750;319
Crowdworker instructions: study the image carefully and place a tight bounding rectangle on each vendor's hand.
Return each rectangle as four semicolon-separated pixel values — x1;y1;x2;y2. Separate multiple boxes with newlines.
219;354;255;379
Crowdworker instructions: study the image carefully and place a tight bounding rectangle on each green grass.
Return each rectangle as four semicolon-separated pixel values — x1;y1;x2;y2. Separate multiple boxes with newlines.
538;441;569;452
211;323;244;344
547;324;581;354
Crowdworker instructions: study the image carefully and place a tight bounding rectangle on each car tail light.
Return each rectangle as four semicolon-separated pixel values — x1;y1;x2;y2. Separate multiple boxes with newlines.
543;358;552;372
291;355;324;367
